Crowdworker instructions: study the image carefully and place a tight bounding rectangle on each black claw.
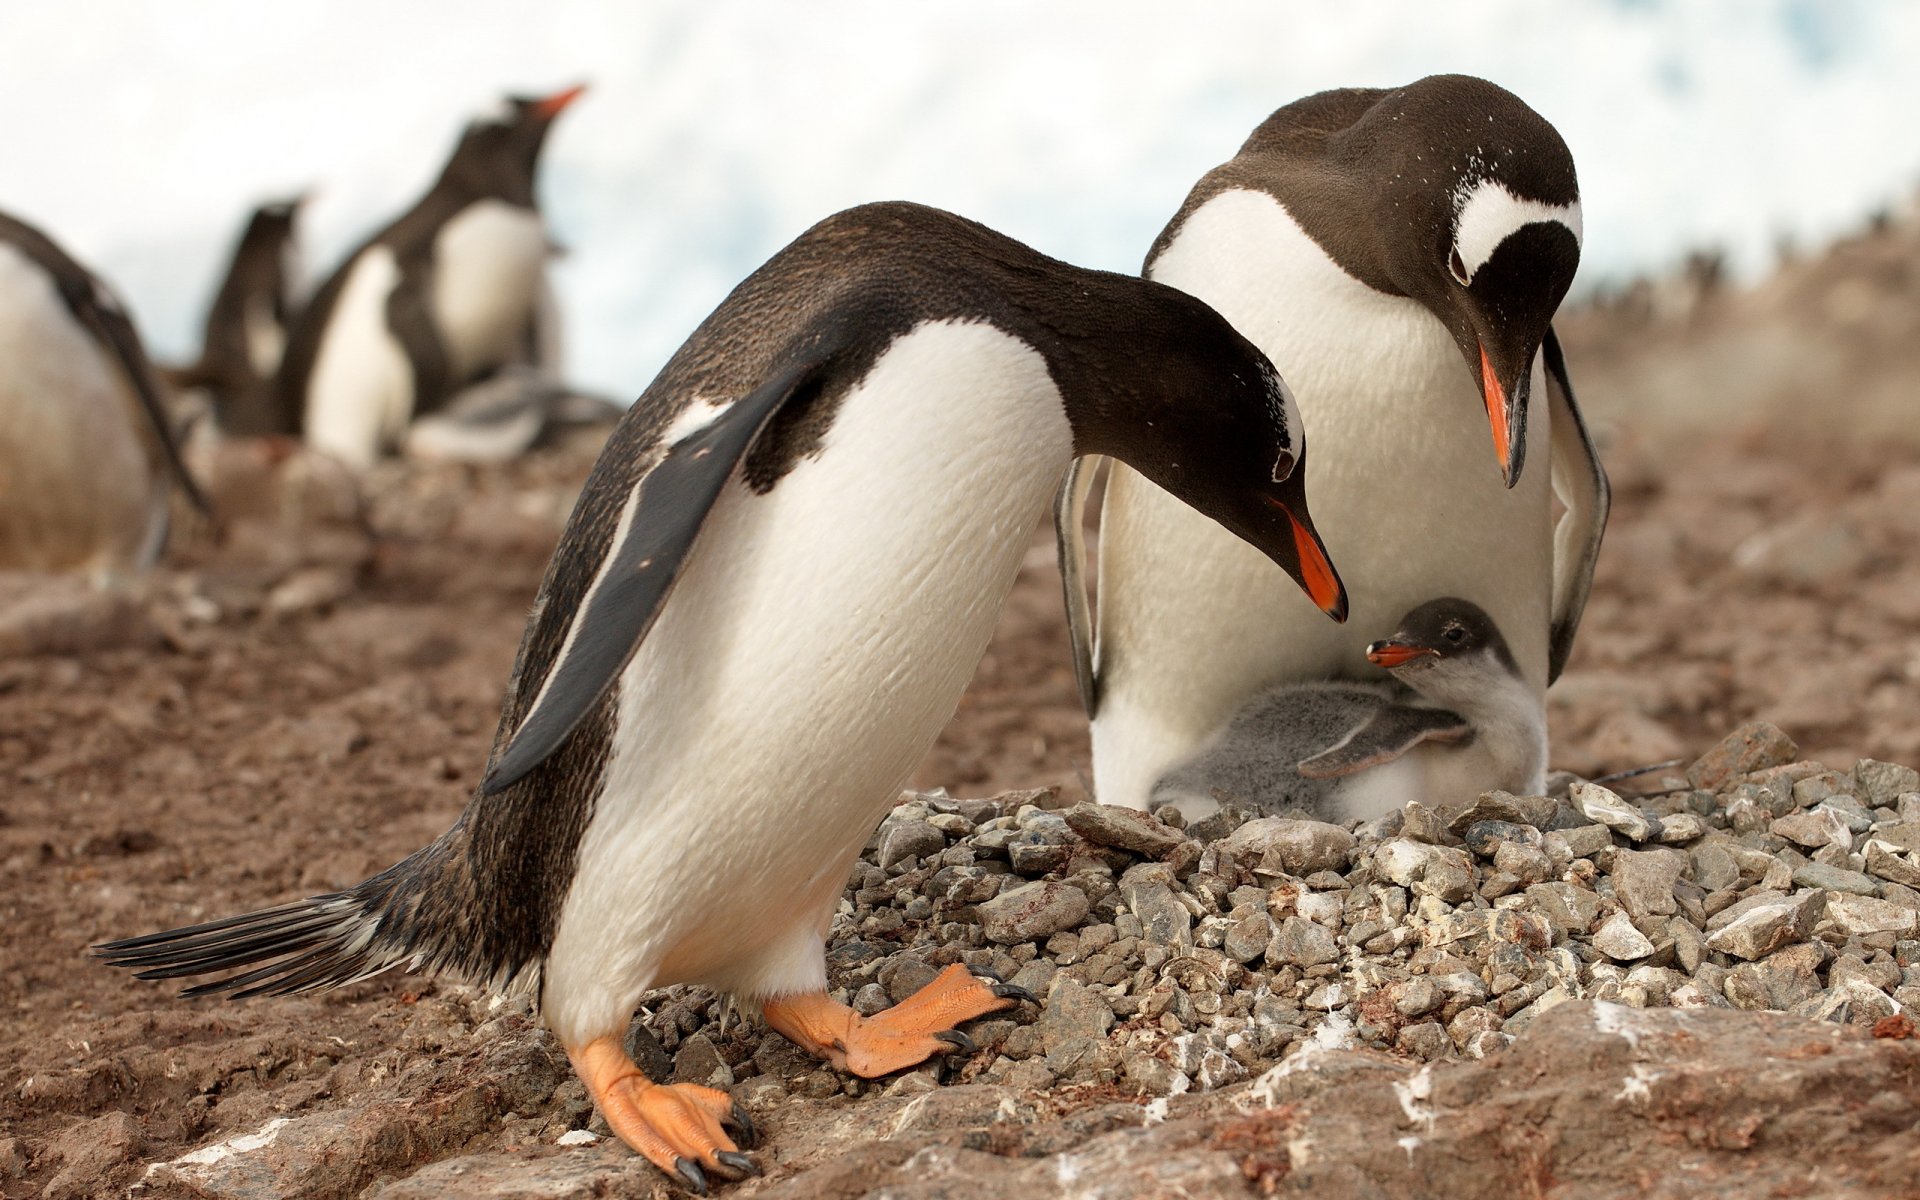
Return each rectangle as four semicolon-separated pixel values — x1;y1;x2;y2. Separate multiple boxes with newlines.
971;965;1005;983
992;982;1040;1006
934;1029;975;1054
715;1150;758;1178
727;1101;758;1149
674;1157;709;1194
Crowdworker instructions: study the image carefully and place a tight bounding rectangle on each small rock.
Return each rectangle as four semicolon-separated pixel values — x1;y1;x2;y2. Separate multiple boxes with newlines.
1771;808;1853;852
1222;913;1272;964
1219;817;1357;875
1063;803;1188;858
672;1032;733;1088
1570;782;1657;842
1687;721;1800;791
1653;812;1708;844
1267;915;1339;968
1791;861;1881;898
1705;890;1826;960
1854;760;1920;807
1374;840;1476;902
1610;848;1686;923
1690;842;1742;891
1527;881;1605;937
878;819;946;869
1395;1022;1451;1060
1124;1053;1188;1096
1824;893;1920;937
1556;824;1615;859
1593;912;1656;961
1391;977;1444;1017
1865;840;1920;888
977;880;1089;944
1036;976;1115;1053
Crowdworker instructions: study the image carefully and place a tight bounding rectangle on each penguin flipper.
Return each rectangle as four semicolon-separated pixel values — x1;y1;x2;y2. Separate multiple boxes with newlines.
1542;325;1610;684
480;357;830;795
1296;705;1470;780
71;283;210;516
387;255;453;418
1054;455;1103;717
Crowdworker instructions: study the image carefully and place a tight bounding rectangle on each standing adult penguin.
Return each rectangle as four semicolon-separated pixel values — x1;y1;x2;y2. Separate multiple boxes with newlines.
99;202;1346;1189
169;196;305;437
1061;74;1609;809
277;86;584;466
0;209;206;575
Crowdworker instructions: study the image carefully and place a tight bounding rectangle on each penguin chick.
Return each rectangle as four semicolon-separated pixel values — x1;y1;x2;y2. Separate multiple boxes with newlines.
99;201;1346;1191
1151;598;1542;825
0;209;207;575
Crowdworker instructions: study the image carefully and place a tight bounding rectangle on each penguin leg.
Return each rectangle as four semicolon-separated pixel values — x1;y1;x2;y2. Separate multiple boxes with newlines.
566;1036;757;1193
761;963;1034;1077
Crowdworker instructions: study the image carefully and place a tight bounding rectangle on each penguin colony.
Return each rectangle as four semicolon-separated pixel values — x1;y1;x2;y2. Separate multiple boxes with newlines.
76;73;1605;1190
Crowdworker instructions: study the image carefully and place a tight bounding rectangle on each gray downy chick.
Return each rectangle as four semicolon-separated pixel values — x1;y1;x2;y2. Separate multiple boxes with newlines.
1149;598;1543;824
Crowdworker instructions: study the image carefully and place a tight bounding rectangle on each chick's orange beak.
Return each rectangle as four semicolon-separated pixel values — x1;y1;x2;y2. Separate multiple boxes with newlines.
1366;640;1436;669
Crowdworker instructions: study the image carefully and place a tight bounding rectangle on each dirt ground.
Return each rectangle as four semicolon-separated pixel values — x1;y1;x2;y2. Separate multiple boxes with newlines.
3;210;1919;1197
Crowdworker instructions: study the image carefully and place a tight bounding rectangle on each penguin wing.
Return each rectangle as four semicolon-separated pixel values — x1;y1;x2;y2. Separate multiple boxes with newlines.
479;357;829;795
1054;454;1103;716
1543;326;1610;683
1295;705;1471;779
70;280;210;514
387;254;452;415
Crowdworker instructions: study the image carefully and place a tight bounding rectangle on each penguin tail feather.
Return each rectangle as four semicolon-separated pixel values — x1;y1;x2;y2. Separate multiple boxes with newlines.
94;890;417;1000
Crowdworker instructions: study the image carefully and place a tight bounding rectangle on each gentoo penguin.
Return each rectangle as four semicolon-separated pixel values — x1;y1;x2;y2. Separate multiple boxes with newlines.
0;209;206;574
1060;74;1608;809
276;86;585;467
99;202;1346;1189
168;196;305;437
1150;598;1544;824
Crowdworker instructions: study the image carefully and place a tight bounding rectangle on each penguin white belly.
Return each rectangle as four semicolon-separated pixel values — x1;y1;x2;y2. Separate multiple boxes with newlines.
541;320;1073;1045
304;248;411;468
1093;189;1553;809
0;244;162;573
430;200;547;381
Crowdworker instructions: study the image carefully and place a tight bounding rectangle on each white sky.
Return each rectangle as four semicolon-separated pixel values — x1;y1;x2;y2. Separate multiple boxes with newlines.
5;0;1918;398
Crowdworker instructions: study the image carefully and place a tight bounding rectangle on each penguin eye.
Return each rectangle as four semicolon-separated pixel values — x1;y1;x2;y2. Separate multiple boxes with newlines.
1443;625;1467;644
1448;246;1470;286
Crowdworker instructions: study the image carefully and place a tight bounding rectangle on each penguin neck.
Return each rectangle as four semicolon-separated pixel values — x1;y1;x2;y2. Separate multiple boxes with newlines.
1407;657;1546;788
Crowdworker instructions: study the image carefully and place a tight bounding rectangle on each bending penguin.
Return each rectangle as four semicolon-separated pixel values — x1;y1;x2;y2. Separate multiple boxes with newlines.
1151;598;1544;825
100;202;1346;1190
0;209;206;575
1060;74;1609;809
168;196;305;438
276;86;585;466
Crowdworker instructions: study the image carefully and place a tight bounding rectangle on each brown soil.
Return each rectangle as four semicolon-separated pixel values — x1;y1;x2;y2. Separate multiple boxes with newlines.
3;211;1919;1195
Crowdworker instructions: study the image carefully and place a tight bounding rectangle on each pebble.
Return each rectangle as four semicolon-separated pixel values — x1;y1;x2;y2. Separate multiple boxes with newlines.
976;880;1089;944
1593;912;1656;961
1570;782;1658;842
1705;890;1826;960
1686;721;1800;790
1063;803;1187;859
1220;817;1356;875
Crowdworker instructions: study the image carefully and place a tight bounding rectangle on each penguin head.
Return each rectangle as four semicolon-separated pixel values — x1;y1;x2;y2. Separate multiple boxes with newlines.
1365;597;1519;702
1349;75;1581;488
443;85;587;202
1088;291;1347;622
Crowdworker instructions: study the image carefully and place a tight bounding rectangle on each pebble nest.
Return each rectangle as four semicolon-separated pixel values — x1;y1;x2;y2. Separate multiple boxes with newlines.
614;719;1920;1112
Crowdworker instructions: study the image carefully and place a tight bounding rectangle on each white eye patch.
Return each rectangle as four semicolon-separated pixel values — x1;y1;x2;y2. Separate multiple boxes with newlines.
1452;179;1582;283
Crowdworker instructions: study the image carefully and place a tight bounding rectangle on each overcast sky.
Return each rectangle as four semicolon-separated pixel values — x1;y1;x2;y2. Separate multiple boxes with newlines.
6;0;1917;398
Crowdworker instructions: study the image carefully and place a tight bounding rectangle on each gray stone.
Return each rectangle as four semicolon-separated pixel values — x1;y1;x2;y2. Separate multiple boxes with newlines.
1556;823;1616;860
1824;893;1920;937
1771;808;1853;852
1705;890;1826;960
1723;942;1827;1011
1268;915;1339;968
1063;803;1188;859
1865;840;1920;888
1690;842;1742;891
877;818;946;868
1219;816;1357;875
1036;976;1115;1053
1570;782;1656;842
977;880;1090;944
1854;760;1920;807
1687;721;1800;790
1395;1021;1451;1060
1527;881;1605;936
1654;812;1709;844
1123;1053;1188;1097
672;1032;734;1088
1791;861;1881;897
1221;913;1272;963
1610;848;1687;923
1374;839;1476;902
1123;880;1193;953
1592;912;1656;961
1392;977;1444;1018
1400;801;1450;844
1007;834;1073;876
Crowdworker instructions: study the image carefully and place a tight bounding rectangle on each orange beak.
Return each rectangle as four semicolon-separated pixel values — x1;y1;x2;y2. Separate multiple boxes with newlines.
1478;343;1516;484
1285;507;1347;622
1366;640;1436;669
534;84;588;119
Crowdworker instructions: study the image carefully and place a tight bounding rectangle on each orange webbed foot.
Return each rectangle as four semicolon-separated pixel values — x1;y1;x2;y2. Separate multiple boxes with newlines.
566;1036;757;1193
763;963;1038;1077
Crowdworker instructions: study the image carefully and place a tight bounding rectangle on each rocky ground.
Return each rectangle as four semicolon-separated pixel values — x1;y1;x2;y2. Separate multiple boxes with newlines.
4;208;1920;1198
